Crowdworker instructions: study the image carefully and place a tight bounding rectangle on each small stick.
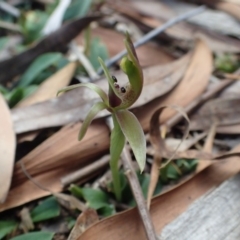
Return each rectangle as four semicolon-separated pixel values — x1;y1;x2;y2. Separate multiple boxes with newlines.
61;155;110;186
97;5;206;75
121;146;158;240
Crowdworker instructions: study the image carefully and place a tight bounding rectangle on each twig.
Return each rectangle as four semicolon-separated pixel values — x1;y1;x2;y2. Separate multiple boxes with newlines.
61;155;110;186
97;5;206;75
121;146;158;240
69;41;99;80
0;1;20;17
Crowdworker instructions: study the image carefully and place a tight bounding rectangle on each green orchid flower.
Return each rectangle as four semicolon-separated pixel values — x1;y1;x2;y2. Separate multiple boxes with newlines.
58;33;146;201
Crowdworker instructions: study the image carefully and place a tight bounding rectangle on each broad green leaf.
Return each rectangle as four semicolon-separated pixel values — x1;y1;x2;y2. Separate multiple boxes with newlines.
79;102;108;141
64;0;92;20
57;83;108;104
115;110;146;172
81;187;110;210
0;220;17;239
10;231;54;240
110;114;125;201
31;196;60;222
18;53;62;87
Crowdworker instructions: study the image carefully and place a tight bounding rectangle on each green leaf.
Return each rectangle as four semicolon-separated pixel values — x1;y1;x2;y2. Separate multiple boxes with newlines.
18;53;62;87
89;38;108;70
31;196;60;222
0;37;9;51
110;114;125;201
10;231;54;240
57;83;108;104
64;0;92;21
79;102;108;141
69;184;84;199
117;33;143;109
7;88;24;108
81;188;109;210
166;163;181;180
98;205;116;217
115;110;146;172
19;10;49;43
0;220;17;239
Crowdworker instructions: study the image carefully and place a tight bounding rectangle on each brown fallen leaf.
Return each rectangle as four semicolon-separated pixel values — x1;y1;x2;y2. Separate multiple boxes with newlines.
0;93;16;203
12;52;190;134
0;120;110;212
68;209;99;240
0;15;101;85
135;38;212;130
16;62;77;108
190;98;240;130
77;144;240;240
215;1;240;20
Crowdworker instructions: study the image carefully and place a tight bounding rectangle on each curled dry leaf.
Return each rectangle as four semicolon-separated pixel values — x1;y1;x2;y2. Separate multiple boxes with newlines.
16;62;77;108
0;93;16;203
190;98;240;130
147;105;190;208
12;53;190;134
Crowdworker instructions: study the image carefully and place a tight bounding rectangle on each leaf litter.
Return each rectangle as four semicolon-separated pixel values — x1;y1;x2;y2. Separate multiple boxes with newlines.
1;0;240;239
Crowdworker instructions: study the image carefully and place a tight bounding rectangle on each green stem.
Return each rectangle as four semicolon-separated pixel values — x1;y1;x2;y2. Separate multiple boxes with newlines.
110;114;125;201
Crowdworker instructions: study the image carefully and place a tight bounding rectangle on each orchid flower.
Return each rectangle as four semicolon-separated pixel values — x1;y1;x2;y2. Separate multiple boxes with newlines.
58;33;146;201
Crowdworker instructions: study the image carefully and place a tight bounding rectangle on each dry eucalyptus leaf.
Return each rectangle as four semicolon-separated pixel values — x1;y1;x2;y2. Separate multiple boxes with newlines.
68;209;99;240
190;98;240;130
0;94;16;203
136;38;212;130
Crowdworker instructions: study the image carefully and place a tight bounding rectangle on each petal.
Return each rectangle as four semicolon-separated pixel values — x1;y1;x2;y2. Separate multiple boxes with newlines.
117;34;143;109
57;83;108;104
79;102;108;141
110;114;125;201
115;110;146;172
98;57;122;104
